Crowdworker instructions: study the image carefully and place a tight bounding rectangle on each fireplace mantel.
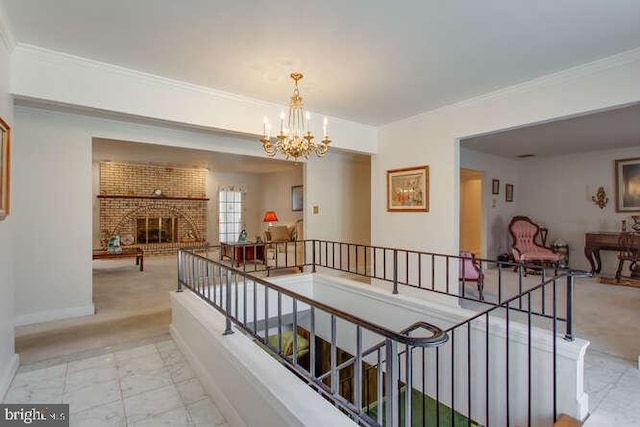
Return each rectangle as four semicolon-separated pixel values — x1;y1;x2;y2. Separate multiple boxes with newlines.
97;195;209;201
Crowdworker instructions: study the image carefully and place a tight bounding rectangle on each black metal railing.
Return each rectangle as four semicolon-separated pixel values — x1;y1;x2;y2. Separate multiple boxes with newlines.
308;240;588;341
178;248;448;426
178;240;587;426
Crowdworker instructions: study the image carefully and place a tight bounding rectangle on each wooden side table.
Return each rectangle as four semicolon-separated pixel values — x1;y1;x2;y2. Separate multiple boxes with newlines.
93;248;144;271
220;242;265;267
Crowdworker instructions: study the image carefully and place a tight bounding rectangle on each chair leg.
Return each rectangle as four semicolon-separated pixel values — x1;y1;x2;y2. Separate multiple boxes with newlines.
629;261;638;279
478;274;485;301
615;260;624;282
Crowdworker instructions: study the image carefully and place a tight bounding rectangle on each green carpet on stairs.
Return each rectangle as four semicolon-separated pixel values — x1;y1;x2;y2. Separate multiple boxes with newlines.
366;387;481;427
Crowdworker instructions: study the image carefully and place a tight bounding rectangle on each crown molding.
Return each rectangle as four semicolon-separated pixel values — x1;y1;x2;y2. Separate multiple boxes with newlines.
14;44;377;134
16;44;298;112
390;46;640;127
0;2;16;51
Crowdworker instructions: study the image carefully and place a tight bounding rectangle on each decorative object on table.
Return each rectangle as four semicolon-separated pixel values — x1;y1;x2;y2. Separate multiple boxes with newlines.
0;117;10;220
291;185;303;211
260;73;330;163
387;166;429;212
107;234;122;254
614;157;640;212
121;234;134;246
255;235;263;243
182;230;196;243
237;229;247;243
551;239;569;268
632;215;640;232
152;188;164;197
505;183;514;202
621;220;627;232
591;186;608;209
491;179;500;195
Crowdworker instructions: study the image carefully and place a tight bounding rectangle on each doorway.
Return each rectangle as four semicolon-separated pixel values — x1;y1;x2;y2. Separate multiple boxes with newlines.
460;169;482;257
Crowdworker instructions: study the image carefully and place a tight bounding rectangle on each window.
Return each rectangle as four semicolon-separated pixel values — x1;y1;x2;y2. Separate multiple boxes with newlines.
218;187;244;243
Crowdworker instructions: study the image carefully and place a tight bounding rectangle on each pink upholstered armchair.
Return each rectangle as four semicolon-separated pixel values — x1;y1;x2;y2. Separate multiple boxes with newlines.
459;251;484;300
508;216;562;270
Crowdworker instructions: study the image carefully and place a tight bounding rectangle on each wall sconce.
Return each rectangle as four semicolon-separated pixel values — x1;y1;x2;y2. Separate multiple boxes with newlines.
591;186;608;209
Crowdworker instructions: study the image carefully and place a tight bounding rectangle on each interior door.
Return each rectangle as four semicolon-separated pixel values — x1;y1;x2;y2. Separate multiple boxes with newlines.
460;169;482;257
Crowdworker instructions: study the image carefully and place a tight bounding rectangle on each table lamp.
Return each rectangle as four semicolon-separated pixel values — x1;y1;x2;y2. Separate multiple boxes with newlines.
263;211;278;228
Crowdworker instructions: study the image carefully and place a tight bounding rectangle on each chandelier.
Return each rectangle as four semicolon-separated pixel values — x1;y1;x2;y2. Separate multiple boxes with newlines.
261;73;330;162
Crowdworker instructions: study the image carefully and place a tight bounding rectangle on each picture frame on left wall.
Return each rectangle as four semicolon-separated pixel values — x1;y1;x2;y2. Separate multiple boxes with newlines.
0;117;10;220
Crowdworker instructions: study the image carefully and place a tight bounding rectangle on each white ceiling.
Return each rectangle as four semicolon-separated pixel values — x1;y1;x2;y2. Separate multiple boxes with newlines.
462;102;640;159
4;0;640;127
92;138;299;174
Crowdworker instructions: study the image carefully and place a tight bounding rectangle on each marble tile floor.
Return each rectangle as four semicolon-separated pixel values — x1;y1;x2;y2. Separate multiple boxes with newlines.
582;349;640;426
9;255;640;425
3;337;227;427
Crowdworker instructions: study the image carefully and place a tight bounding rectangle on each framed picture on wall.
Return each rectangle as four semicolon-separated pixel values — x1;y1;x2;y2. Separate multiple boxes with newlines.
505;184;514;202
615;157;640;212
387;165;429;212
291;185;303;211
0;117;10;220
492;179;500;195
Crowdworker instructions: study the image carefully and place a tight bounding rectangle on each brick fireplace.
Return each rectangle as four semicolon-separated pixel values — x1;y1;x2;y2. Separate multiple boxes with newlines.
98;162;208;255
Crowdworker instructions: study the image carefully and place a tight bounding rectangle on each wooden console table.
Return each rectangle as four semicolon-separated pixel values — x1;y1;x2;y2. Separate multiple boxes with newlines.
220;242;265;267
584;232;621;275
93;248;144;271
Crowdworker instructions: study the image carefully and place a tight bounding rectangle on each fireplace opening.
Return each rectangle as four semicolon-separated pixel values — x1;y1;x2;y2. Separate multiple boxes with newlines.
137;217;178;244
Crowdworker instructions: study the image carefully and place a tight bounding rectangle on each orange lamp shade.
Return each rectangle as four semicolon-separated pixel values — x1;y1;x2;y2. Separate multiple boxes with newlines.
263;211;278;222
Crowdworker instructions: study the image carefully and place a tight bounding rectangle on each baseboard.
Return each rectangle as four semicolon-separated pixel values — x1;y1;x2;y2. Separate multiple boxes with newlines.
0;353;20;401
15;304;95;326
170;324;244;427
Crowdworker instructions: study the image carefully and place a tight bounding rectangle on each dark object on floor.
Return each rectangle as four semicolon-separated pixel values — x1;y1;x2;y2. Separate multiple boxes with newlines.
497;252;513;263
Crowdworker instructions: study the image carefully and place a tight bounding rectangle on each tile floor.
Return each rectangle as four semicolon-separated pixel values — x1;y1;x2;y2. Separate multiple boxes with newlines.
3;338;227;427
9;256;639;425
582;349;640;426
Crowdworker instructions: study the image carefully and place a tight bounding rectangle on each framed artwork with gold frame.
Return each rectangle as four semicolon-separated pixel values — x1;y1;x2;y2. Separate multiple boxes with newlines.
387;166;429;212
615;157;640;212
0;117;10;220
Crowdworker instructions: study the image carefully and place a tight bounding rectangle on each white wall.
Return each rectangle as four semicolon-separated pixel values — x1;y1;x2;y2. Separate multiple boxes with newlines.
13;108;95;325
0;7;18;399
460;148;520;260
11;45;377;155
13;106;367;324
306;152;371;244
519;146;640;272
373;49;640;258
260;168;304;229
